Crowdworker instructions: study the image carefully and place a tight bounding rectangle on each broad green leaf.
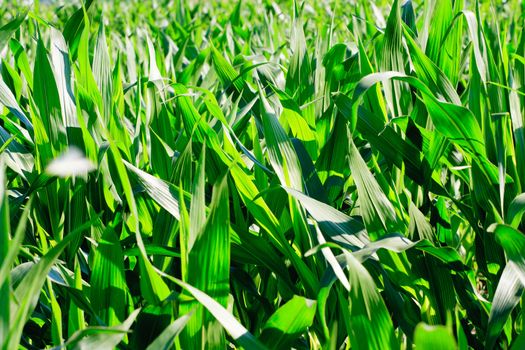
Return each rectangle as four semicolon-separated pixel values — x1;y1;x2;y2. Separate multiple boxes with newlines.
312;222;350;291
379;0;410;118
487;224;525;349
260;91;303;191
5;221;86;349
343;251;397;350
284;188;368;249
347;135;399;238
93;23;112;124
352;72;485;157
486;262;523;350
414;323;457;350
33;31;64;153
180;175;231;349
0;73;32;131
90;225;129;326
259;295;317;349
146;312;193;350
230;166;318;295
124;161;181;220
49;27;78;128
158;272;267;350
108;142;170;305
62;308;140;350
0;10;27;51
63;0;95;58
8;39;33;89
210;43;245;93
507;193;525;228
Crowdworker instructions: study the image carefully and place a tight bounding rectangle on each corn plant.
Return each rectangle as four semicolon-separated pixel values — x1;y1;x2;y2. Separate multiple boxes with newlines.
1;0;525;349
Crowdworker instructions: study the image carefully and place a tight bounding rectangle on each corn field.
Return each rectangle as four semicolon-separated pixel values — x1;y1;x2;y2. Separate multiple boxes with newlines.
1;0;525;349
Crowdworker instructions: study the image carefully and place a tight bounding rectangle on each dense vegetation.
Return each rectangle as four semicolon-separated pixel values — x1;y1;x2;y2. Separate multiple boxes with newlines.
2;0;525;348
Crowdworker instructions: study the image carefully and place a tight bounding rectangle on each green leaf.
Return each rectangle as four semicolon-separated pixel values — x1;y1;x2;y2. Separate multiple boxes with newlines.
259;295;317;349
210;43;245;93
180;174;231;348
414;323;457;350
33;31;64;154
0;72;32;131
260;91;303;191
93;22;112;124
486;262;523;350
108;142;170;305
507;193;525;228
334;94;434;189
63;0;95;59
158;272;267;350
353;72;485;157
63;308;140;350
49;27;78;128
90;225;129;326
379;0;410;118
146;312;193;350
343;251;398;350
0;10;27;51
5;220;86;349
284;187;368;249
124;161;181;220
347;135;399;238
487;224;525;349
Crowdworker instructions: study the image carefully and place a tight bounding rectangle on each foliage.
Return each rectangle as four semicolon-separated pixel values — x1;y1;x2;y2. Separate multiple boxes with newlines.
1;0;525;348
